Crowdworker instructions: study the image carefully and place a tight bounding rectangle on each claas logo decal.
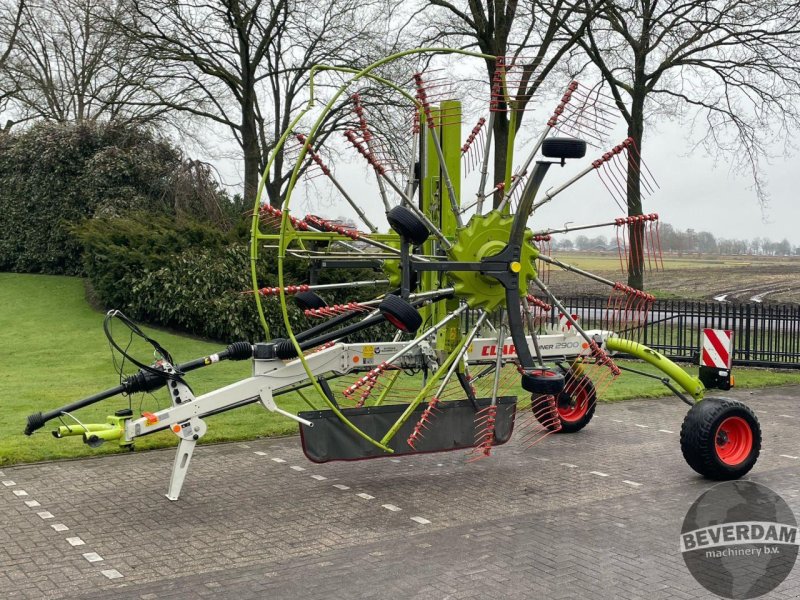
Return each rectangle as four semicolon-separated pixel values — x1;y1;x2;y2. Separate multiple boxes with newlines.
480;341;580;356
481;344;516;356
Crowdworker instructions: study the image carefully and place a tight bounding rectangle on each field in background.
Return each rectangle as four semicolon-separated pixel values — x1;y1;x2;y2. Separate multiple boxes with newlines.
546;252;800;304
3;272;800;466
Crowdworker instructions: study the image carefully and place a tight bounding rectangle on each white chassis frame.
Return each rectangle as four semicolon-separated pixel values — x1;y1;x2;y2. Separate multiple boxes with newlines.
126;329;610;500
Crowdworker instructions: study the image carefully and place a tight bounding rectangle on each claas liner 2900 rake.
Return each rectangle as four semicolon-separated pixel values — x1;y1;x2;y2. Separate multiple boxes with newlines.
24;49;761;500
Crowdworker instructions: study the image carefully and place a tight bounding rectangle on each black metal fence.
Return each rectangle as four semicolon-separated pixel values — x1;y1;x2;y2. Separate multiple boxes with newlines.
552;297;800;369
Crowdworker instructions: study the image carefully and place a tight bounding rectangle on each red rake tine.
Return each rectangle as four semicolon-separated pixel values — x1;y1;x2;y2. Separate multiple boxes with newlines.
627;220;639;277
630;140;660;193
625;148;655;197
568;98;618;128
642;217;654;273
607;287;620;330
597;168;626;212
615;219;627;274
648;215;663;272
616;287;628;328
646;218;658;272
599;166;628;212
611;151;634;198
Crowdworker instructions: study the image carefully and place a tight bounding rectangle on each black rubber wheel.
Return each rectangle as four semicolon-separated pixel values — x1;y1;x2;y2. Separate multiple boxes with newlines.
542;137;587;160
379;294;422;333
521;368;565;395
680;397;761;480
386;205;429;246
294;291;327;311
538;375;597;433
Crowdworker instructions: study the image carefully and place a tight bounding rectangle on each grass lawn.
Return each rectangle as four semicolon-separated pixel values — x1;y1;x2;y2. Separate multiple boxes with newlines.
2;272;800;466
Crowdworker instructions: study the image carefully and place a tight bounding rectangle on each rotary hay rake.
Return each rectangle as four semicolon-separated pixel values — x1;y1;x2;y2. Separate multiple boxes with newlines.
24;49;762;500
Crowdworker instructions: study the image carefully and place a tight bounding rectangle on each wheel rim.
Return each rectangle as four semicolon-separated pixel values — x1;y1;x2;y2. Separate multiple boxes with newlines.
715;416;753;465
531;369;558;378
384;313;409;332
558;385;589;423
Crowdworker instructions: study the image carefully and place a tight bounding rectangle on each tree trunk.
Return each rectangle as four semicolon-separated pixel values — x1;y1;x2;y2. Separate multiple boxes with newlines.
626;90;645;290
492;112;510;208
242;111;262;207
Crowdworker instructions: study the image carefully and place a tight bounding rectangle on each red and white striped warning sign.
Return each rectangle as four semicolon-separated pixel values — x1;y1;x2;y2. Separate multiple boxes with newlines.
701;329;733;369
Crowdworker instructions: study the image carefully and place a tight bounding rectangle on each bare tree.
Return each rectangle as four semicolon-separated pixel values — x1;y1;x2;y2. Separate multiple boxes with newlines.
561;0;800;288
421;0;599;205
0;0;26;130
2;0;170;129
113;0;391;206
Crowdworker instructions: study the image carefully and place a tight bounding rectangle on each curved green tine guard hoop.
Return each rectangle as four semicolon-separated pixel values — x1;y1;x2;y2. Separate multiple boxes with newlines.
250;48;502;453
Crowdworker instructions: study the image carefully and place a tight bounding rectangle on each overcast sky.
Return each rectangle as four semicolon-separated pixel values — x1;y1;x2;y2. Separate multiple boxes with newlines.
206;110;800;247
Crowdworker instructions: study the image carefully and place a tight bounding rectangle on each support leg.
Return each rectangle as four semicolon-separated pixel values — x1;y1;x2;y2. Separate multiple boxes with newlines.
166;437;197;501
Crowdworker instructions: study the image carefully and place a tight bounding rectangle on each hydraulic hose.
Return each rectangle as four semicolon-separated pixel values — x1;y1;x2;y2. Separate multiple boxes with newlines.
24;341;253;436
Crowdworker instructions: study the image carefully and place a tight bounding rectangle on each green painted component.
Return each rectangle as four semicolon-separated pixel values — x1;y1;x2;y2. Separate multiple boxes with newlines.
438;100;462;353
418;105;440;332
372;368;401;407
605;337;706;400
296;389;317;411
382;241;403;287
503;109;517;202
252;49;497;454
54;423;113;437
250;106;312;341
439;100;462;234
447;211;539;311
259;231;400;244
379;333;468;445
54;413;133;447
89;427;125;443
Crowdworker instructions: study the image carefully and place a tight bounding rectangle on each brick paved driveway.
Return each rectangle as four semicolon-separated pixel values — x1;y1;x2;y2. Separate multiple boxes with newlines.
2;386;799;599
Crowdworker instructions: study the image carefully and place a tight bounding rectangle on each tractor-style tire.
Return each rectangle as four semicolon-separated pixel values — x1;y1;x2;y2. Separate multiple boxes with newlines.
387;205;429;246
533;375;596;433
542;137;587;160
521;368;565;395
294;291;327;311
379;294;422;333
556;376;596;433
680;397;761;480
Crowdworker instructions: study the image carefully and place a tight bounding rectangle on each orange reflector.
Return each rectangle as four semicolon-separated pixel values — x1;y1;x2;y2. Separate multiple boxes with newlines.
142;412;158;425
730;374;735;387
172;424;181;433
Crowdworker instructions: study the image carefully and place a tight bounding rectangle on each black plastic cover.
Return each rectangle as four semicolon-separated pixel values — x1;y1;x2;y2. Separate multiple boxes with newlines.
299;396;517;463
699;365;732;391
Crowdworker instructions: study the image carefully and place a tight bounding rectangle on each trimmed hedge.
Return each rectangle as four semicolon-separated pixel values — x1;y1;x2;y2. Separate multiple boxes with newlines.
0;121;227;275
77;214;388;342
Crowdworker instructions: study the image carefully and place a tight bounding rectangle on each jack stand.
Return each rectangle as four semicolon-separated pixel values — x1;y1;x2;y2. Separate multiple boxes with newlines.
166;416;207;501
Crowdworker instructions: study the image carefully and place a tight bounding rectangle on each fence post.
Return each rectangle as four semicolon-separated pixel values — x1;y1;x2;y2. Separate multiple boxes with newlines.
744;304;751;363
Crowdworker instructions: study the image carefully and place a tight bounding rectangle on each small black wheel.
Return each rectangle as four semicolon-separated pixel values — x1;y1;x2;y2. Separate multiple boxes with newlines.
386;205;429;246
542;137;587;160
294;291;327;311
379;294;422;333
521;368;565;395
680;397;761;480
536;375;596;433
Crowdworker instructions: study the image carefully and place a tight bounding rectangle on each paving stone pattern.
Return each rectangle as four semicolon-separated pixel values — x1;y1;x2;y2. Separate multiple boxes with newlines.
1;386;799;599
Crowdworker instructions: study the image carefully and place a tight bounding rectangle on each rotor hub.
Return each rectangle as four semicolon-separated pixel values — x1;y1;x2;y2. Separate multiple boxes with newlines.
447;210;539;311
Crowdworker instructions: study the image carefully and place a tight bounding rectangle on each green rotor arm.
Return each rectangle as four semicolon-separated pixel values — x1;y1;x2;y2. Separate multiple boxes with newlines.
605;337;705;401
